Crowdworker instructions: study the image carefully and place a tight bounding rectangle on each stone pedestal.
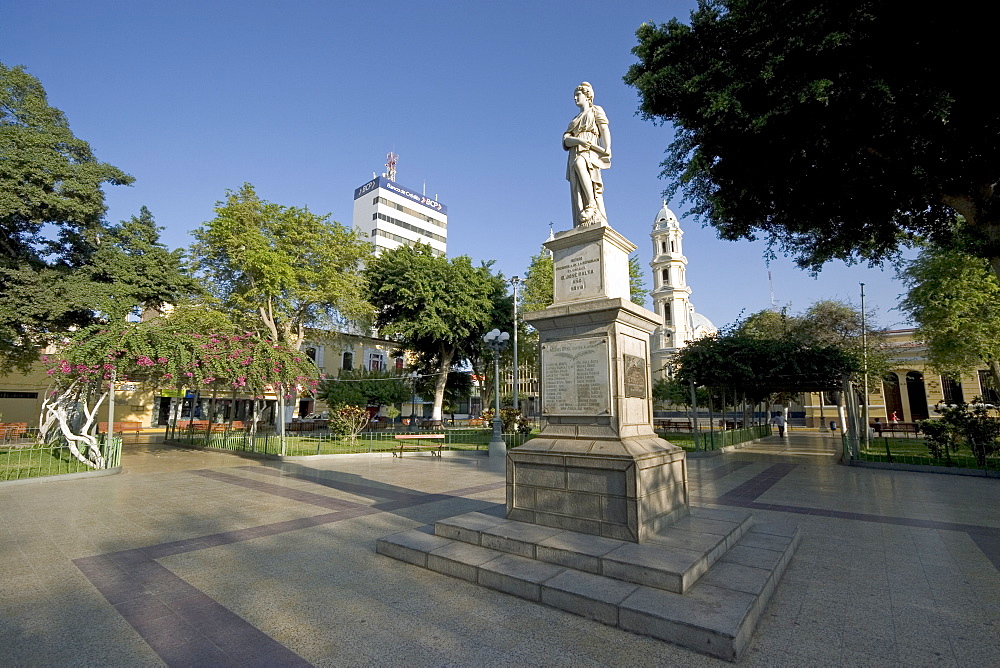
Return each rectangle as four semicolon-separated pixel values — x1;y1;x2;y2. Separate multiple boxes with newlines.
513;224;688;543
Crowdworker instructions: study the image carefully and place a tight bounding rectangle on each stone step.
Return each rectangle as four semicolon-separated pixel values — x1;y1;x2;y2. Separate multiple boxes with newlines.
433;505;753;594
376;519;799;663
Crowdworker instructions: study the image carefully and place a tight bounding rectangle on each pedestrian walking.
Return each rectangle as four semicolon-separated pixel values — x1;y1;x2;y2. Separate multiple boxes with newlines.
770;413;786;437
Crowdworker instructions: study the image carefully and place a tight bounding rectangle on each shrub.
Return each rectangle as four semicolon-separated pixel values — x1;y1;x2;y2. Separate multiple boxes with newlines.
482;408;532;434
328;406;370;440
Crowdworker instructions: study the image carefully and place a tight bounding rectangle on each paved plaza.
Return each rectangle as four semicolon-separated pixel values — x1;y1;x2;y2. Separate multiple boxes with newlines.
1;432;998;667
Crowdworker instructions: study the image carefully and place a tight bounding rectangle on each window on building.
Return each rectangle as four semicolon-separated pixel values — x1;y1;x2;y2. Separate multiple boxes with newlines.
661;268;669;284
978;370;999;403
941;376;963;404
0;391;39;399
395;357;404;371
663;307;672;324
342;351;353;371
671;240;677;252
367;351;386;371
660;241;666;253
305;347;317;362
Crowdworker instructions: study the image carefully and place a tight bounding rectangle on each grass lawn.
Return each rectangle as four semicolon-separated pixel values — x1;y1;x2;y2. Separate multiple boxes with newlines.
169;428;532;456
860;436;999;470
0;444;92;481
658;432;696;451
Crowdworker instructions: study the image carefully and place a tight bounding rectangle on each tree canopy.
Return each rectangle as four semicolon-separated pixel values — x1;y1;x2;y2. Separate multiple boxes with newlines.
318;368;409;411
624;2;1000;278
191;183;373;350
1;64;194;371
41;306;319;468
364;244;505;421
669;300;882;407
672;333;858;405
898;244;1000;388
1;63;133;263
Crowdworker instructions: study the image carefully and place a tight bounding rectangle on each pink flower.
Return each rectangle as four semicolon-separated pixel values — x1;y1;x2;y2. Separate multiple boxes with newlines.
185;372;194;377
163;373;173;379
157;357;168;364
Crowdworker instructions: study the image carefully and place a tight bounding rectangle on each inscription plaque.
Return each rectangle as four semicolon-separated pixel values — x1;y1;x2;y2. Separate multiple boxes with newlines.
542;337;610;415
623;354;647;399
553;243;602;302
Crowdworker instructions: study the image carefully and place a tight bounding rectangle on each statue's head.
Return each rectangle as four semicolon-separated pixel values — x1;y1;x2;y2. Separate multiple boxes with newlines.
575;81;595;102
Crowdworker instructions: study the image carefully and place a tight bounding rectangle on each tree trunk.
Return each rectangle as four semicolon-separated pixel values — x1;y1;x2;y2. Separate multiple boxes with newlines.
431;346;455;422
989;359;1000;399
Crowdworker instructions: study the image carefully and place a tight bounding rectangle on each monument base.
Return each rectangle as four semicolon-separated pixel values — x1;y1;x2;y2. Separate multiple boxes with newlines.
507;436;688;543
377;507;800;662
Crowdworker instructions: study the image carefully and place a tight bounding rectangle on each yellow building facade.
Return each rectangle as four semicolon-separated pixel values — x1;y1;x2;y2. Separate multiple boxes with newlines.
0;332;406;429
802;329;995;427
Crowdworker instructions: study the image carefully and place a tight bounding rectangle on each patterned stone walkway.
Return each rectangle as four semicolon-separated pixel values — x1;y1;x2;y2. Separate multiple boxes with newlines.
1;433;997;666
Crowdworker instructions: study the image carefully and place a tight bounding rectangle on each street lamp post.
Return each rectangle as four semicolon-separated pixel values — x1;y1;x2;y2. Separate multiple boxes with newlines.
860;282;869;450
510;276;520;413
407;370;419;430
483;328;510;457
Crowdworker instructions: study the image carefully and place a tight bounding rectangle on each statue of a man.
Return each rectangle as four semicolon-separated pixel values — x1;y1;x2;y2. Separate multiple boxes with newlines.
564;81;611;227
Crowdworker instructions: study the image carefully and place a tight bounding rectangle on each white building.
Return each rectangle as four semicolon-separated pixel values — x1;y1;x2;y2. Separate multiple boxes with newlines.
352;175;448;257
649;202;716;379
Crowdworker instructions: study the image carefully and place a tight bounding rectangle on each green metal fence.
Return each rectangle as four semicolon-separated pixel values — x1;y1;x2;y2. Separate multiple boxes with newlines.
692;424;772;451
846;433;1000;471
164;423;534;456
0;429;122;482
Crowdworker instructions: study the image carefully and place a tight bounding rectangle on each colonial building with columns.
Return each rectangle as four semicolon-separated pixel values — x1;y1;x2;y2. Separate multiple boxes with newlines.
648;203;717;380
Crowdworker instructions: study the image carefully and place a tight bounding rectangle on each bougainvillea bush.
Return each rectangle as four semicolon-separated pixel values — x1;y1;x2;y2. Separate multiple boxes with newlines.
40;307;320;468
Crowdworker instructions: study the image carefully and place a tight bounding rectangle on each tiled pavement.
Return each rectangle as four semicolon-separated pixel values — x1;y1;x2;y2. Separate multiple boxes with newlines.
1;433;998;666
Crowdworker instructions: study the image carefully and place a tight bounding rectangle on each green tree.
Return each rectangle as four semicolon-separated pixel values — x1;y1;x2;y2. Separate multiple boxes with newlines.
191;183;373;349
364;244;502;422
1;63;133;263
520;249;554;314
736;301;894;382
86;207;203;321
40;306;319;467
672;333;858;406
0;63;135;371
898;244;1000;389
319;368;409;411
628;254;649;307
624;3;1000;279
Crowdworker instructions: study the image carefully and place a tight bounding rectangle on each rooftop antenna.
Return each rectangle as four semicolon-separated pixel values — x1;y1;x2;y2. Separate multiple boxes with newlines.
384;151;398;181
768;271;777;310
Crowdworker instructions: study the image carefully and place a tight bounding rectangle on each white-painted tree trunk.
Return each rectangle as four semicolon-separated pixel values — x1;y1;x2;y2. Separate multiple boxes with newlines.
39;381;107;469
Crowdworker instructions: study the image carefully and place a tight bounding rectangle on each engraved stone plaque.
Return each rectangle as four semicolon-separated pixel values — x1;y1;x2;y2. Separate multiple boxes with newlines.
553;242;602;302
624;354;647;399
542;337;610;415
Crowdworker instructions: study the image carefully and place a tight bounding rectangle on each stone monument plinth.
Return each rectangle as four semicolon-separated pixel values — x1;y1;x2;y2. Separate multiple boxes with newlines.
511;223;688;543
376;82;799;662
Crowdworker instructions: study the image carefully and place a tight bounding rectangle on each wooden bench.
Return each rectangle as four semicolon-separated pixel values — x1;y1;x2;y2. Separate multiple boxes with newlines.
392;434;446;457
98;421;142;434
874;422;919;437
655;419;692;432
0;423;29;441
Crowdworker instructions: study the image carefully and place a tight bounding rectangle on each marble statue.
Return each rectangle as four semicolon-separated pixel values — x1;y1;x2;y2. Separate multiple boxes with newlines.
564;81;612;227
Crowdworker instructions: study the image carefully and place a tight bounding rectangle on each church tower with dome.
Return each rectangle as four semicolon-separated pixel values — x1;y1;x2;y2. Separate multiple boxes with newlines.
649;202;717;380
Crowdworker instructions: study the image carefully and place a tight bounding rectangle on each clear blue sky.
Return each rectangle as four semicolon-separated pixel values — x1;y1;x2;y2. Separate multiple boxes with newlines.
5;0;912;330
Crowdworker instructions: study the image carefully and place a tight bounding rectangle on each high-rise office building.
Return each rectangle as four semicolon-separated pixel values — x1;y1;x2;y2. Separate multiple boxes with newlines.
352;155;447;256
